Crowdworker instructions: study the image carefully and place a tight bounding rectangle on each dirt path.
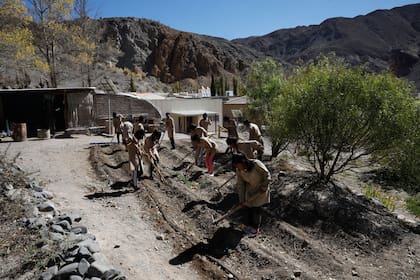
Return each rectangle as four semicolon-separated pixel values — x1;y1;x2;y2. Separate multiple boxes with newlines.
0;135;199;280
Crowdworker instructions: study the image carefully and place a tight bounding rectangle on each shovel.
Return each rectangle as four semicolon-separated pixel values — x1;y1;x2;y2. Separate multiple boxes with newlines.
211;193;261;225
210;174;236;202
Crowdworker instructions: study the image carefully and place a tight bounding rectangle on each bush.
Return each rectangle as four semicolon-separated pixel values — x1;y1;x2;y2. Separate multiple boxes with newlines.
271;54;417;182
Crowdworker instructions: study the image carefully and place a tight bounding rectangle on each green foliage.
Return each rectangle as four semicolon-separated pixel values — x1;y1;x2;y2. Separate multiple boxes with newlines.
245;58;287;155
384;106;420;192
210;75;216;96
406;194;420;217
232;76;238;96
270;54;416;181
129;73;137;92
364;184;397;211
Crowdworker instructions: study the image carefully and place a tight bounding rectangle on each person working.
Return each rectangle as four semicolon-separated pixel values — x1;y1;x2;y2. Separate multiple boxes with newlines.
191;134;217;176
126;129;146;189
244;120;264;146
199;113;212;132
232;153;271;236
226;137;264;160
112;112;123;144
165;113;176;149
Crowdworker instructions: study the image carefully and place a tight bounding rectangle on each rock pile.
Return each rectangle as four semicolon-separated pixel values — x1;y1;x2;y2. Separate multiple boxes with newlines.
1;161;126;280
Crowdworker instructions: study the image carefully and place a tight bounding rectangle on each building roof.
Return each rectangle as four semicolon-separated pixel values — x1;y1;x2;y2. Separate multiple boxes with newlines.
224;96;249;105
171;110;218;116
0;87;96;95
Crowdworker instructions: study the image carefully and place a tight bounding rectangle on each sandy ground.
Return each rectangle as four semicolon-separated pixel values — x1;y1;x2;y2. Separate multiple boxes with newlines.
0;135;200;280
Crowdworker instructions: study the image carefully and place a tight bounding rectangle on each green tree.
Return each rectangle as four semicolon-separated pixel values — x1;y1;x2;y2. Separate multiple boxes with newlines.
245;58;285;154
210;75;216;96
224;76;229;94
129;73;137;92
272;55;417;182
219;76;224;96
232;76;238;96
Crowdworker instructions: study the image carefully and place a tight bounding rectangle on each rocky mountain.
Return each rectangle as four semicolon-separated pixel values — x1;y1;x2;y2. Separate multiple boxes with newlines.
101;18;264;84
233;4;420;89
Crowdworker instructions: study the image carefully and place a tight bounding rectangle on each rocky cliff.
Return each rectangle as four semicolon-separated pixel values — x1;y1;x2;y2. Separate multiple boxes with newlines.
233;4;420;88
101;18;264;83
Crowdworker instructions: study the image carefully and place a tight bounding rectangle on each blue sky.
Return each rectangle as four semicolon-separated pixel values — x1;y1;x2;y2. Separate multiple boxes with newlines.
90;0;419;39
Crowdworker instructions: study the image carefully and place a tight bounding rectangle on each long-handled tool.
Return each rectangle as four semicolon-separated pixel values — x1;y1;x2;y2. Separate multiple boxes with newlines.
135;144;168;184
210;174;236;201
212;193;260;225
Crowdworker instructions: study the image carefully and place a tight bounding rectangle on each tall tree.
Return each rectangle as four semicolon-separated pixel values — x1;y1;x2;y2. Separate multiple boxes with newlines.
210;75;216;96
232;76;238;96
0;0;39;87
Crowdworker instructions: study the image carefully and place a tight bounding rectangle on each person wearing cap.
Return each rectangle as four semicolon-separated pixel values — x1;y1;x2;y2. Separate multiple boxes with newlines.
191;134;217;176
243;120;264;146
232;152;271;236
112;112;123;144
226;137;264;160
127;129;146;189
199;113;212;132
165;112;176;149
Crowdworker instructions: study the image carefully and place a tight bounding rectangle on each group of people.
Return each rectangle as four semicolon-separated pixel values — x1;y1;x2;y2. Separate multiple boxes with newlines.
113;111;270;236
112;112;161;189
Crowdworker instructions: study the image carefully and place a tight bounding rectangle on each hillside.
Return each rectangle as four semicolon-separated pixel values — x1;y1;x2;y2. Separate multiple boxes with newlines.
101;18;264;83
233;4;420;88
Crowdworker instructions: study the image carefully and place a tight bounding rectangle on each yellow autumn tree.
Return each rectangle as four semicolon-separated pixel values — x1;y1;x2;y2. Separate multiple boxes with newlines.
0;0;42;87
27;0;96;87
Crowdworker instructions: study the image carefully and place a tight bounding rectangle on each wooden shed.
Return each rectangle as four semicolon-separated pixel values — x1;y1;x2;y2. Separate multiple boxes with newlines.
0;87;95;137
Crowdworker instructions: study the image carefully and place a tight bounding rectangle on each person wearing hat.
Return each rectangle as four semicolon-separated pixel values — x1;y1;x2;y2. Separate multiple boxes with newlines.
232;152;271;236
165;112;176;149
199;113;212;132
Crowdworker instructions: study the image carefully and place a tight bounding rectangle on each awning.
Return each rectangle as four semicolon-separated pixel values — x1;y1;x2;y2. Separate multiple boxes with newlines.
170;110;218;117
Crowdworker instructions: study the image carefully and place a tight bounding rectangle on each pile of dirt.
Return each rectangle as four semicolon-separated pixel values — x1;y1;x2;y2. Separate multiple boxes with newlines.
88;139;420;279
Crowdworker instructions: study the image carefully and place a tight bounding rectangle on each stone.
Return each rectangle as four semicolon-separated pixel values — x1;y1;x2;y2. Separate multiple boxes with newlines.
27;181;43;192
69;276;83;280
55;263;79;277
6;189;21;201
49;231;65;242
29;217;47;229
78;258;90;275
91;252;108;264
38;202;56;212
33;191;48;201
25;205;40;217
78;246;92;259
47;265;58;275
78;239;100;253
71;226;88;234
39;271;54;280
56;220;71;231
87;261;111;277
51;224;66;234
351;270;359;277
102;269;121;280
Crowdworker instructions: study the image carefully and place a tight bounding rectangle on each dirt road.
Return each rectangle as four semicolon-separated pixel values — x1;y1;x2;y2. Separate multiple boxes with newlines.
0;135;199;280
